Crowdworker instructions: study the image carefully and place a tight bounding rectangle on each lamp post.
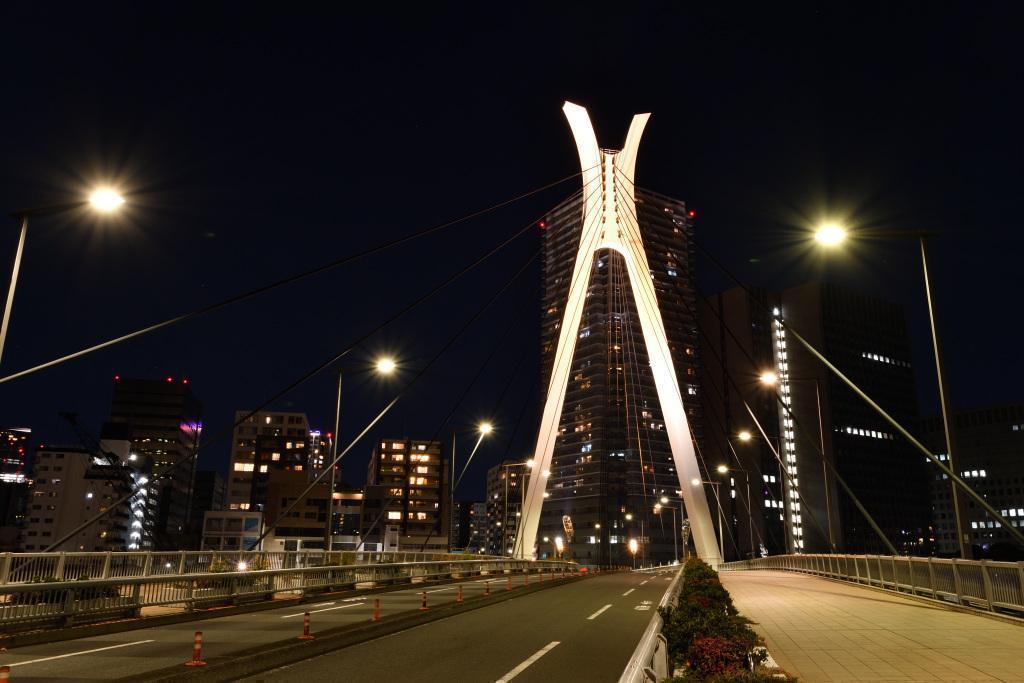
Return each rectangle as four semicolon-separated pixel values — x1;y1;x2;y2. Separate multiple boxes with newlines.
653;500;678;564
815;224;967;558
450;422;493;550
628;537;639;570
717;463;755;559
2;189;125;367
691;478;724;560
323;357;396;550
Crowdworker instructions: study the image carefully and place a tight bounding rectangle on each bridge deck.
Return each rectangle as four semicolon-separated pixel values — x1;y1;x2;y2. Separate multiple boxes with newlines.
720;570;1024;682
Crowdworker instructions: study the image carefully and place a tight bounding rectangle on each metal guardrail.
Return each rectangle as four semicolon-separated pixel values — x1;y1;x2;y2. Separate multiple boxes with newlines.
720;554;1024;617
0;550;493;585
0;557;575;632
619;566;683;683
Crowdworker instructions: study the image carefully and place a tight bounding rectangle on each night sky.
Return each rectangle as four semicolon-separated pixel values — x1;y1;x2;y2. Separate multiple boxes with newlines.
1;4;1021;499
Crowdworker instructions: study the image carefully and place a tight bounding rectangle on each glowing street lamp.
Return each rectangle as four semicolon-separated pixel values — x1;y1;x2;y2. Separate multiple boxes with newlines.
628;538;639;569
2;187;126;366
737;430;752;442
554;536;564;557
716;464;729;475
814;223;846;246
759;371;778;386
326;357;400;549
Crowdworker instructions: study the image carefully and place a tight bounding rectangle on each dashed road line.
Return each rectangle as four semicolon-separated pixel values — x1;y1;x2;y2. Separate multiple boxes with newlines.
495;641;560;682
587;604;612;620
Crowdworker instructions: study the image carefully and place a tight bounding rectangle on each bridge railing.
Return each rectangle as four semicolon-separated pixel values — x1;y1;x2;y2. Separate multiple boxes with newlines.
720;554;1024;617
0;550;494;585
0;557;575;633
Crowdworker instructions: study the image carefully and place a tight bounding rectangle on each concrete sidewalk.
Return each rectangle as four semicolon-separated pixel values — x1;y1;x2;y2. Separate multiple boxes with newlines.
720;570;1024;682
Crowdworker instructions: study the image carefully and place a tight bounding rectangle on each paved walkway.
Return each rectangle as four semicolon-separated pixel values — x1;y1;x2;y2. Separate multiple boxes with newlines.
719;570;1024;682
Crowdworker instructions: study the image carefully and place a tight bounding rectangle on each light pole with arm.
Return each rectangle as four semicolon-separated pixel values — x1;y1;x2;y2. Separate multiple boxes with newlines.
2;189;125;367
815;225;968;558
654;500;678;563
717;463;755;559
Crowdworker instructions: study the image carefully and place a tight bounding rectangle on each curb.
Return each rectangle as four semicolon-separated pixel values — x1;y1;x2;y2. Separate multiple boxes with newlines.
123;575;588;682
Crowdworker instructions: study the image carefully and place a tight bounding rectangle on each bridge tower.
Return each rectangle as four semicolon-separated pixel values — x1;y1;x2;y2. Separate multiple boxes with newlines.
514;102;721;566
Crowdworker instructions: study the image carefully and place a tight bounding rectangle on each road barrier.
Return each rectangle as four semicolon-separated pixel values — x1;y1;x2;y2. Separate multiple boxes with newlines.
372;598;380;621
298;612;314;640
456;584;463;603
0;558;573;633
720;554;1024;617
185;630;207;667
619;567;682;683
419;591;428;611
0;664;8;680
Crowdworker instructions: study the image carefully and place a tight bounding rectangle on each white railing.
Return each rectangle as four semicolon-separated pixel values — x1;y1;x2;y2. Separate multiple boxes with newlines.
720;554;1024;616
0;557;575;632
0;550;493;585
619;566;683;683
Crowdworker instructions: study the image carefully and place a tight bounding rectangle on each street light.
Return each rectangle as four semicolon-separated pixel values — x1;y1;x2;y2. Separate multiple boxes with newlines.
737;431;752;442
324;357;397;550
813;220;967;555
628;537;639;569
653;502;679;564
814;223;846;246
717;463;756;560
450;421;495;550
2;188;126;366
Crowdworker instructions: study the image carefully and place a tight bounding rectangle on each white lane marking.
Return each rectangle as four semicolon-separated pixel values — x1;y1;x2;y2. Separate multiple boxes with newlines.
425;587;455;593
9;640;155;667
312;601;335;607
281;602;364;618
587;604;612;620
622;588;636;596
495;641;560;682
639;579;649;585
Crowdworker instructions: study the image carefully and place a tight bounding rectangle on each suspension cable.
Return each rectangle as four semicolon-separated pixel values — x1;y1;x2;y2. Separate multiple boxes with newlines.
2;168;598;386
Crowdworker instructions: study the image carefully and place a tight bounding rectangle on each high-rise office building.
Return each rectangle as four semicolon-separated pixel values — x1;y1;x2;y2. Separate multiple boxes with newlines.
700;282;930;556
359;438;448;552
227;411;309;510
921;404;1024;558
537;189;701;565
107;377;202;549
451;500;486;551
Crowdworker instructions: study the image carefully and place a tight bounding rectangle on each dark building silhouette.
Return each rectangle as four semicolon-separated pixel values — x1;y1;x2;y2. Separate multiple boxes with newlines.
538;189;701;565
107;377;202;549
701;283;930;557
921;404;1024;559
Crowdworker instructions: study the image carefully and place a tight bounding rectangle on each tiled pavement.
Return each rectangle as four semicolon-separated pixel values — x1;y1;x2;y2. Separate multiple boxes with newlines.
719;570;1024;682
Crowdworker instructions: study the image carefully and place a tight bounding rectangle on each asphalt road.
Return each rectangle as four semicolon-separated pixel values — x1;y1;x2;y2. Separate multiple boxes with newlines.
0;568;675;681
249;568;677;683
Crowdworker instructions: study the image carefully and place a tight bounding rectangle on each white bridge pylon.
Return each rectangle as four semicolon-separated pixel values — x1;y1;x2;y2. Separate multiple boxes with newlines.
514;101;722;566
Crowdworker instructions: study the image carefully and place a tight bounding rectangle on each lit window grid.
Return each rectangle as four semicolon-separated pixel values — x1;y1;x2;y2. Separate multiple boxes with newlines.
773;315;803;550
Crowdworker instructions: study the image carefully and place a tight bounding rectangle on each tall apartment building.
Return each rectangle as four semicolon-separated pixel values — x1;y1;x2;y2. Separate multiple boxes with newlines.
921;404;1024;558
700;282;930;556
107;377;202;548
486;459;529;556
227;411;309;510
359;439;448;551
261;469;331;551
538;189;701;565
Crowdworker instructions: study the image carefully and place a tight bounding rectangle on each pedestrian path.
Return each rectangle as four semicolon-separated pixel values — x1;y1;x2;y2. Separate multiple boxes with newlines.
720;570;1024;682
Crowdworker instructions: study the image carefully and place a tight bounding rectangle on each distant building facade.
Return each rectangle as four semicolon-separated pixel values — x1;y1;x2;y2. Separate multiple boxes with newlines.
201;510;263;552
451;500;486;551
360;439;448;551
107;377;202;548
0;428;31;550
227;411;309;510
486;460;529;556
921;404;1024;558
700;283;930;557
